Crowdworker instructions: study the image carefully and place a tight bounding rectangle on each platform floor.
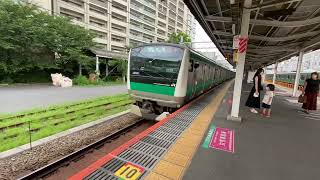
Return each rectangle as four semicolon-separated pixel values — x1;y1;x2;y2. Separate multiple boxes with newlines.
184;83;320;180
69;81;320;180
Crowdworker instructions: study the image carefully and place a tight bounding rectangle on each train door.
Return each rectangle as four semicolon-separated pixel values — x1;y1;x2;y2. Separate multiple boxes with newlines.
186;59;199;100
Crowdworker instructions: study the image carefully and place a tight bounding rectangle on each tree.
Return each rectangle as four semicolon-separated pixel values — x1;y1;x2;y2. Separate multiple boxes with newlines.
167;32;192;44
0;0;96;75
109;59;127;82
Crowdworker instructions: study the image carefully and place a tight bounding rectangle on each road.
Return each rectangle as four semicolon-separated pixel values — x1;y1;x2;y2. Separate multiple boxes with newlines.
0;84;127;114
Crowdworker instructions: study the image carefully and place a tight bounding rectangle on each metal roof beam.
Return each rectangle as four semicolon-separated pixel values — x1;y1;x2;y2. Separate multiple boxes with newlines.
250;0;302;10
205;15;320;27
250;30;320;42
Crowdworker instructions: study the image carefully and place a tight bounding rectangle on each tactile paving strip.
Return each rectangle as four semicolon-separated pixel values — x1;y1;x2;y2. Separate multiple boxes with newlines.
84;91;216;180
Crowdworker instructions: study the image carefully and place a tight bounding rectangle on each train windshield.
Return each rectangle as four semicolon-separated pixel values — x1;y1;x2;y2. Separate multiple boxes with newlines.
130;45;184;84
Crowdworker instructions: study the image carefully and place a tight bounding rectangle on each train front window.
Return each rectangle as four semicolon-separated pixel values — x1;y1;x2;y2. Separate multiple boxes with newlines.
130;45;184;84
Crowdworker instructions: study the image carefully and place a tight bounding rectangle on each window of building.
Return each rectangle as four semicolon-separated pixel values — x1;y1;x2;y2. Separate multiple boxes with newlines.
112;1;127;12
112;23;126;33
96;43;108;50
61;0;84;8
177;22;183;28
143;25;155;32
157;21;166;28
157;37;165;42
90;0;108;9
60;8;84;22
144;16;155;24
89;16;108;28
157;29;165;35
111;45;126;52
178;1;184;9
112;12;127;22
91;29;108;39
130;29;141;36
158;13;166;20
111;34;126;44
89;4;107;15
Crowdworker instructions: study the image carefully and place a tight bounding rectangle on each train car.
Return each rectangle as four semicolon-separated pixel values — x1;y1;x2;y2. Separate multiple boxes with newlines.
265;71;319;86
127;43;234;120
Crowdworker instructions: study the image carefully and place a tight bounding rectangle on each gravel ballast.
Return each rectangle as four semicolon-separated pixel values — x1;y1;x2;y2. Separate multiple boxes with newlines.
0;113;140;180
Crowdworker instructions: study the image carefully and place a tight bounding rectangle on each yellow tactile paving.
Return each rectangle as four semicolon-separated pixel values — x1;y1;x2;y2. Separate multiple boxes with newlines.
144;172;172;180
144;80;233;180
162;151;190;167
152;161;185;180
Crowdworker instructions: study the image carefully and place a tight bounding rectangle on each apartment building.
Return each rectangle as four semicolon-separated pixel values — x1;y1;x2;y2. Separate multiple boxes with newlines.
28;0;197;55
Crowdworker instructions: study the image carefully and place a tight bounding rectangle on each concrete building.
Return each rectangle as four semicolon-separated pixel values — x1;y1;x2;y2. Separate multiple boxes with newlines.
27;0;196;55
276;49;320;73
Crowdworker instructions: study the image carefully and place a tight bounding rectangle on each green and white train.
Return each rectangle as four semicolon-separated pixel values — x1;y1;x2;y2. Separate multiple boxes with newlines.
127;43;234;120
265;71;319;85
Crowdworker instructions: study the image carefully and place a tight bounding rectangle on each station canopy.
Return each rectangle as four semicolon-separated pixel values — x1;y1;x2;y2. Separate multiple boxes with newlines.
184;0;320;69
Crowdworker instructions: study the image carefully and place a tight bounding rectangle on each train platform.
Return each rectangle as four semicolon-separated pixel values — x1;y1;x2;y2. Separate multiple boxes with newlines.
69;80;320;180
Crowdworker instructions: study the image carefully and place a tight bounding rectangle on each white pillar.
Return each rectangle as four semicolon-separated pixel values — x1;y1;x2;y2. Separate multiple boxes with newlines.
228;0;252;122
293;50;304;97
272;62;278;84
79;63;82;76
95;56;99;74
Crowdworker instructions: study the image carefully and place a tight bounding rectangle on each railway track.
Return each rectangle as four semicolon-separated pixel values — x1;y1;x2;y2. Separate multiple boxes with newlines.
18;118;150;180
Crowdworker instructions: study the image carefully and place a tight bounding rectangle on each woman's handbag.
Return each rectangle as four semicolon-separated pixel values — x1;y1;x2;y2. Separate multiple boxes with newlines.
298;94;307;103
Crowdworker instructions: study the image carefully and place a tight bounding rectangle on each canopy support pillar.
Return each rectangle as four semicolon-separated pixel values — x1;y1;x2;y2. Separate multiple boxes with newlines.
227;0;252;122
272;62;278;84
293;50;304;97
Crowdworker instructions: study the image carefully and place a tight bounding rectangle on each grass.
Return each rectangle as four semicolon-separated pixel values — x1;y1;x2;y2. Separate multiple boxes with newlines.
0;94;132;152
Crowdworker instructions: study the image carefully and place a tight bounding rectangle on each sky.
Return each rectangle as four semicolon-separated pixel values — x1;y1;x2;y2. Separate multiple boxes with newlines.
193;22;233;69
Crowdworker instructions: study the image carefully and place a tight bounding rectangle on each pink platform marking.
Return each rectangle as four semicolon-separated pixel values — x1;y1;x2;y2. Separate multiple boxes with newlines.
209;127;235;153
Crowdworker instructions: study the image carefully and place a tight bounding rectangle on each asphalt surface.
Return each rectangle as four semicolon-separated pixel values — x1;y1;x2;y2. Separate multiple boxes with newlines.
184;83;320;180
0;84;127;114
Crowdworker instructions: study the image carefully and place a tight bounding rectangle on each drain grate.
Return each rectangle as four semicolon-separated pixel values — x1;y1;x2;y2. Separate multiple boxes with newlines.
149;130;178;142
156;126;183;136
141;135;172;149
118;149;158;169
162;122;187;131
102;158;126;173
130;141;166;158
84;171;117;180
168;119;191;128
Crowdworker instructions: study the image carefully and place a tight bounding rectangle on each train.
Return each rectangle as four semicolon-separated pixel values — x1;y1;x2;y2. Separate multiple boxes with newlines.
127;43;235;120
265;71;319;85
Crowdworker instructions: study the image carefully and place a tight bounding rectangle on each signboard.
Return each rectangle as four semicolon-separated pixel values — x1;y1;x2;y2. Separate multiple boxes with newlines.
232;35;240;49
238;37;248;53
209;127;235;153
114;163;145;180
233;50;239;63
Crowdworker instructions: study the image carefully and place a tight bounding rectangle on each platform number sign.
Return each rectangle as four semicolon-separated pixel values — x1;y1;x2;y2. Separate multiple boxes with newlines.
114;163;144;180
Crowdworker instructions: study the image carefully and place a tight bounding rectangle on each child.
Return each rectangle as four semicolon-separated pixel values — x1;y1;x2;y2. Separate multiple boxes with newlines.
261;84;275;117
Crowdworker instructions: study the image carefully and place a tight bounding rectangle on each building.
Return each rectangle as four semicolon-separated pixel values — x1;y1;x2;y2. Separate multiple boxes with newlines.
27;0;196;56
276;49;320;73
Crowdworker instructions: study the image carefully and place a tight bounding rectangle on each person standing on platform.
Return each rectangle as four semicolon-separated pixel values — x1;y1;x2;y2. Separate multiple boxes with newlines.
302;72;320;114
245;68;264;113
261;84;275;117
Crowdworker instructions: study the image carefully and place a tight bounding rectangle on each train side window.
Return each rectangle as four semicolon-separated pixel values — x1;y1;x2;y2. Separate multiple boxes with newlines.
194;62;200;69
189;60;194;72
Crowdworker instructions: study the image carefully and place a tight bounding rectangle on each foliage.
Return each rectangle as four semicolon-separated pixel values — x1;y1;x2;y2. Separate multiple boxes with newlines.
0;0;95;74
167;32;192;44
73;75;124;86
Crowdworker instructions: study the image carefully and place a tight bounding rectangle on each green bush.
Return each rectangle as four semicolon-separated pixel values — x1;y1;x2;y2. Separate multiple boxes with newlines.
0;77;14;84
73;75;90;85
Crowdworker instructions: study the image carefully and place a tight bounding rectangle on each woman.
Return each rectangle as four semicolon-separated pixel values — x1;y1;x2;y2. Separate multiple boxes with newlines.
302;72;320;113
245;68;264;113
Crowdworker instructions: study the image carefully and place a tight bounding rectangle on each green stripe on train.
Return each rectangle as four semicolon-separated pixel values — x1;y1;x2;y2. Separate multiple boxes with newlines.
130;82;175;96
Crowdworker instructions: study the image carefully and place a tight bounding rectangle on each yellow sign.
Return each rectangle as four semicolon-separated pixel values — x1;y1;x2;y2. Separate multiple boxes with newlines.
114;163;145;180
233;50;239;63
